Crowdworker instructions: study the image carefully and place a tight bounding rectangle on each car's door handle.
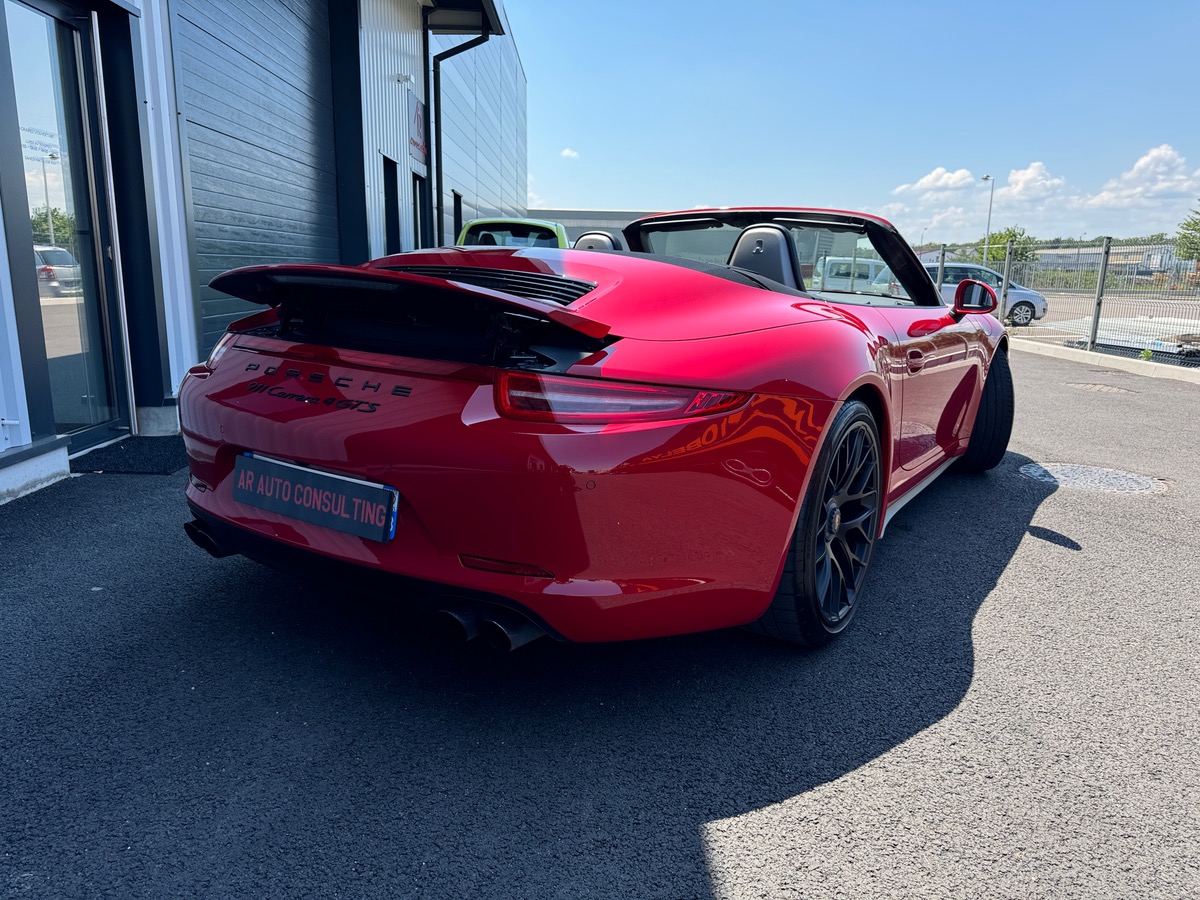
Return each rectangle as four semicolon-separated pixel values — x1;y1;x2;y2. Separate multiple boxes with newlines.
906;348;925;372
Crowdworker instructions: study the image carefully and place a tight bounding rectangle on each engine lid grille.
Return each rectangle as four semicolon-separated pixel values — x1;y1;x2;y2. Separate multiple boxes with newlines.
382;266;596;306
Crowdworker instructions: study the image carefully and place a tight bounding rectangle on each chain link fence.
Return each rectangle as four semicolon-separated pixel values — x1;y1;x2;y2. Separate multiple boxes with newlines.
925;239;1200;367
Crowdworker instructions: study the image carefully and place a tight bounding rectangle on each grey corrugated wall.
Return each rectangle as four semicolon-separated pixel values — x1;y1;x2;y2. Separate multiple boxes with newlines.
432;20;526;241
171;0;340;353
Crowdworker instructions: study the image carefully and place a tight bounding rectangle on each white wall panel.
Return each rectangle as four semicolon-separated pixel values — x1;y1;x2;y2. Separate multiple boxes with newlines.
359;0;425;257
138;0;198;389
0;193;31;452
431;5;527;244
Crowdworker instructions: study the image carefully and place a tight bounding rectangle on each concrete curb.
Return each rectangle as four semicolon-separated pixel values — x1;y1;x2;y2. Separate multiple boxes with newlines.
1009;338;1200;385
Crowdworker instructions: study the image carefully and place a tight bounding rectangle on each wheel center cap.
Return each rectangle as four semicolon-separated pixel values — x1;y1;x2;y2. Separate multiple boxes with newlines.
826;501;842;538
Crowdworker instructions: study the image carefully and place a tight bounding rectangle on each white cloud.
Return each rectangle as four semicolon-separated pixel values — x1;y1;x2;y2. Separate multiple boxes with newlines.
996;162;1065;201
1080;144;1200;209
24;164;65;210
928;206;972;231
560;147;579;159
874;202;909;220
916;189;969;206
889;146;1200;242
527;173;544;209
894;166;974;195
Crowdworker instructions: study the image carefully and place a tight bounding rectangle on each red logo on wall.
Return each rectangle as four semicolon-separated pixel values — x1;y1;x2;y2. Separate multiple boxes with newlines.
408;92;427;165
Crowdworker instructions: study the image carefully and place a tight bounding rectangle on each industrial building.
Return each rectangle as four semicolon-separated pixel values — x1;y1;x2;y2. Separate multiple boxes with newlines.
0;0;525;501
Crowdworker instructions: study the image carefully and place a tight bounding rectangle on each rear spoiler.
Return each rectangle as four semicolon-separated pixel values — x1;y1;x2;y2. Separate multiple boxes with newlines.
210;263;612;340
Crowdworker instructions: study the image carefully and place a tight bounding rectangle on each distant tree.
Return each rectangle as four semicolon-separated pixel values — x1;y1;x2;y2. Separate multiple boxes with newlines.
1111;232;1169;246
29;206;76;248
1177;202;1200;260
981;225;1036;262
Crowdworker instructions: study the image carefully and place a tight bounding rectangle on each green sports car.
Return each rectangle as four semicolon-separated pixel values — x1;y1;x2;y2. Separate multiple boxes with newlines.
455;217;570;249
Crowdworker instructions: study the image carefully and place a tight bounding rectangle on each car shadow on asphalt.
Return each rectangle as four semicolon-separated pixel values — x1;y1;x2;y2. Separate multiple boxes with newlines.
1;452;1056;898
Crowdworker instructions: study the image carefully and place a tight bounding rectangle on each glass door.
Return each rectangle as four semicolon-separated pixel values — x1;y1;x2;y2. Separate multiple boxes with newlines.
5;0;128;448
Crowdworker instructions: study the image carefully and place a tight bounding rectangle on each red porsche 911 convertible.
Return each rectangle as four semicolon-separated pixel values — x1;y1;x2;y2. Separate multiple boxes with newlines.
180;208;1012;650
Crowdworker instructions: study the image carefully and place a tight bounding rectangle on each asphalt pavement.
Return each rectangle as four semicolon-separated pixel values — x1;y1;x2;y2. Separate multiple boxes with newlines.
1;348;1198;899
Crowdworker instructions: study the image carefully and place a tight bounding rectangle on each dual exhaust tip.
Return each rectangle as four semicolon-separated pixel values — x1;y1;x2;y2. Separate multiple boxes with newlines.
184;518;235;558
186;517;545;652
435;604;545;653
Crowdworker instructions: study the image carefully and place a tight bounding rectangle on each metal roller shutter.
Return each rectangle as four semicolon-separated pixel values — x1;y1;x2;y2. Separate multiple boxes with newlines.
171;0;340;354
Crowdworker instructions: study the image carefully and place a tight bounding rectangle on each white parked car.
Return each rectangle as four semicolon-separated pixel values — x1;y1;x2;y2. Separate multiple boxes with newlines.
810;256;889;292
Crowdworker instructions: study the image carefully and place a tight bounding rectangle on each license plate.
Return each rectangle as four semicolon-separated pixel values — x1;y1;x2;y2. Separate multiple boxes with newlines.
232;454;398;542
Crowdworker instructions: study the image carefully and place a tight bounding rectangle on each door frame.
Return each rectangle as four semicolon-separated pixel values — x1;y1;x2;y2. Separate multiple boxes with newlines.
0;0;132;452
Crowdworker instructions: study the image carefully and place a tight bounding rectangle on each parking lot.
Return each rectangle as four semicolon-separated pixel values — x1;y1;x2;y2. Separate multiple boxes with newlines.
1011;291;1200;361
1;348;1198;899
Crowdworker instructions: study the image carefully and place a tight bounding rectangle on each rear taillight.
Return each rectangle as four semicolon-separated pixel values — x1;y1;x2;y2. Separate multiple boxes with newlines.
37;265;54;281
497;371;748;424
205;332;236;369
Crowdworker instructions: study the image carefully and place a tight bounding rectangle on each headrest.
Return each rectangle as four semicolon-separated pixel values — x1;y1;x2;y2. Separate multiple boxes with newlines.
726;224;803;290
573;231;623;251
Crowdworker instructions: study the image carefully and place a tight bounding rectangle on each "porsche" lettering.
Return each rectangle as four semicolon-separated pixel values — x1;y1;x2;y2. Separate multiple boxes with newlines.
244;363;413;397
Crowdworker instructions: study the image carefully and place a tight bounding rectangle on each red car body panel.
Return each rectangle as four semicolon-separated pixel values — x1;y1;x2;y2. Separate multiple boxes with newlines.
363;246;836;340
180;209;1006;643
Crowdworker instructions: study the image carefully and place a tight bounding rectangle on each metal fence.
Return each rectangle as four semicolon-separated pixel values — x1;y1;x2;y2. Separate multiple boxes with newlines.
927;239;1200;367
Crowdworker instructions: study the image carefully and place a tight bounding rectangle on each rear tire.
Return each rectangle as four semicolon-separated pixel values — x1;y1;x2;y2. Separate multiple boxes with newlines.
751;400;881;647
955;349;1014;473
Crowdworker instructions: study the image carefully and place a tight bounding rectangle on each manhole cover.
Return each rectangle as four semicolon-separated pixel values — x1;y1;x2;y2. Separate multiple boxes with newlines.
1019;463;1167;493
1067;383;1133;394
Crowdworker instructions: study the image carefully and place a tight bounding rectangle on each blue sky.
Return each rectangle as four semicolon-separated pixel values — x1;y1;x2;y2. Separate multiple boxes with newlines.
504;0;1200;244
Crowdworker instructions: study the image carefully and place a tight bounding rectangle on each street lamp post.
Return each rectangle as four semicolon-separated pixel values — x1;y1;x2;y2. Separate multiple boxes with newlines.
982;174;995;263
1076;232;1087;290
40;152;59;245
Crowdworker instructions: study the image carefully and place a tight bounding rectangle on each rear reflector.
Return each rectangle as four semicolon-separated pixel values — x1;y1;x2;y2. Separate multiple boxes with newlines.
497;371;749;424
205;332;236;369
460;554;554;578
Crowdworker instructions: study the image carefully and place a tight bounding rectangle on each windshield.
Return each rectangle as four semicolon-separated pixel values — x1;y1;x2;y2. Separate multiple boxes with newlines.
630;211;941;306
37;248;77;265
639;220;884;291
638;221;743;263
461;223;560;248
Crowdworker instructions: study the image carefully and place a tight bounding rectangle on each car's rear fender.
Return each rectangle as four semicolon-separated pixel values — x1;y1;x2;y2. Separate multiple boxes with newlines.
576;315;886;400
179;336;845;637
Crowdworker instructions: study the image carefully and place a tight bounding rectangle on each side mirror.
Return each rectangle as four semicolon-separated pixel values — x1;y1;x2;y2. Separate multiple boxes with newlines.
952;279;997;318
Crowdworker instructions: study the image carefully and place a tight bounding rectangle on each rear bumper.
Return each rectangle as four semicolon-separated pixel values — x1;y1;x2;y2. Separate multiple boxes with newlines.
186;502;570;640
182;381;832;642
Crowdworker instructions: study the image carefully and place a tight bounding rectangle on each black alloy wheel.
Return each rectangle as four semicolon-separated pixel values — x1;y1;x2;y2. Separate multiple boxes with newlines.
751;400;881;647
812;418;881;626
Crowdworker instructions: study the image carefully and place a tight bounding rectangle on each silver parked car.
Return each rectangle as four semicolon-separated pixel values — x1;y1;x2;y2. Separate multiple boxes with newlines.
925;263;1047;326
34;245;82;298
